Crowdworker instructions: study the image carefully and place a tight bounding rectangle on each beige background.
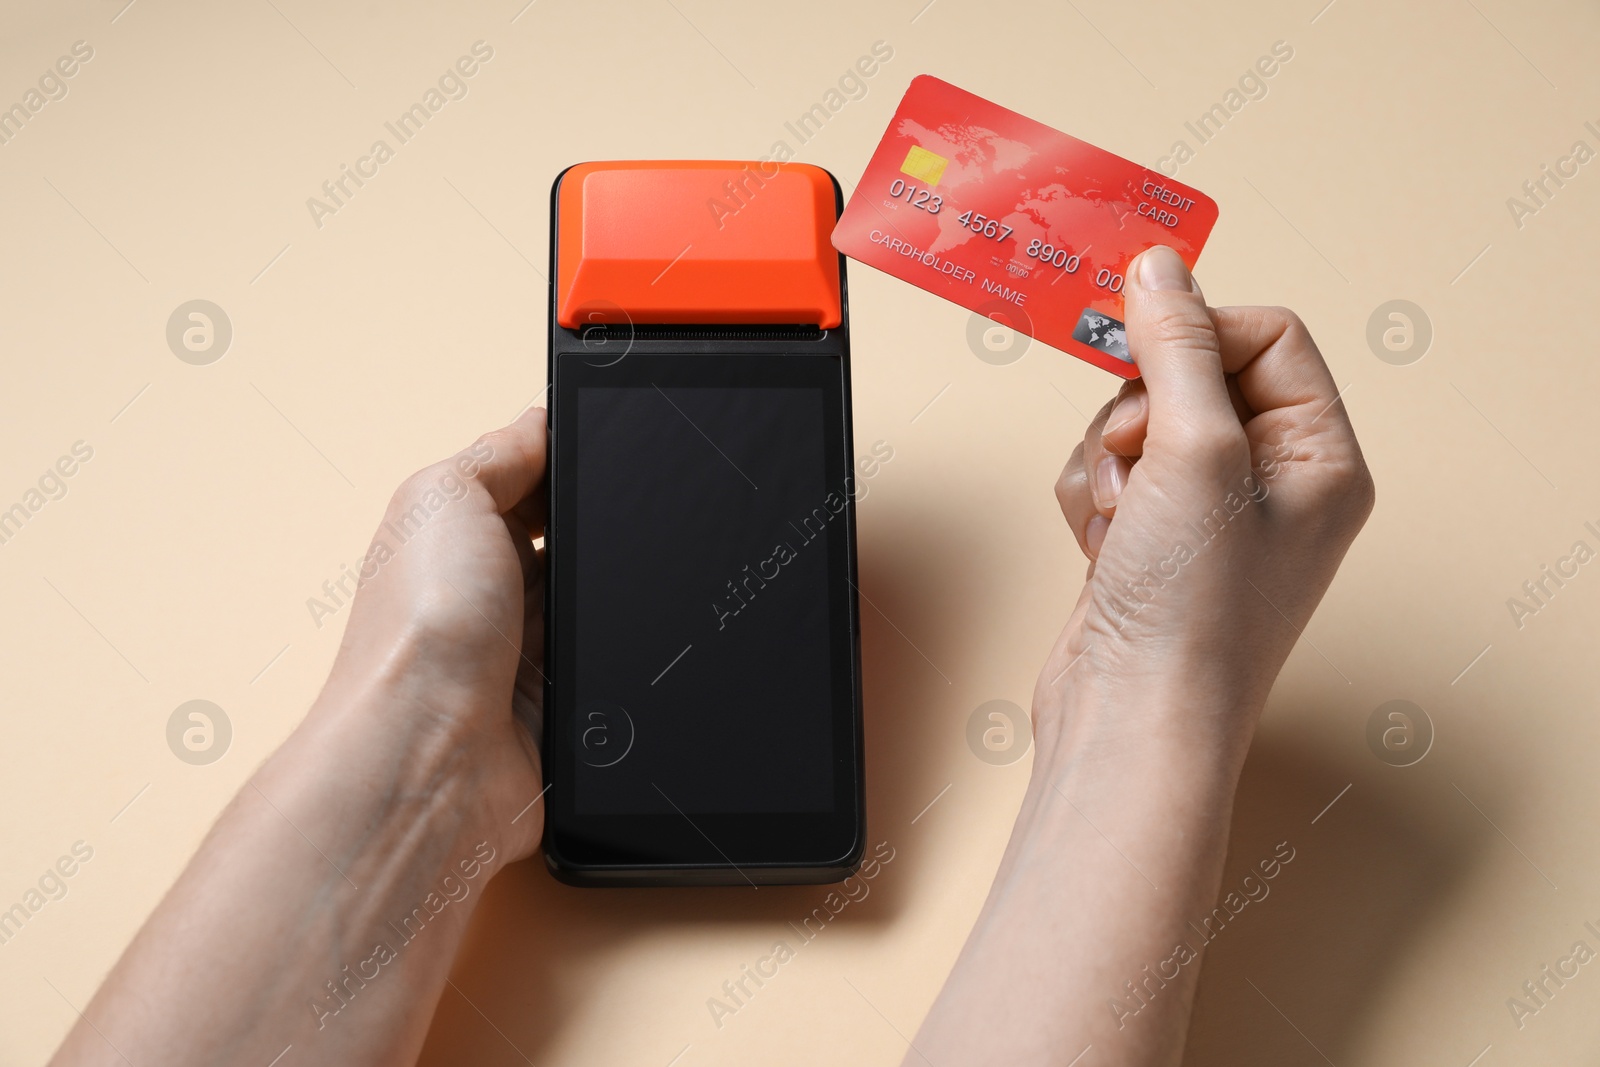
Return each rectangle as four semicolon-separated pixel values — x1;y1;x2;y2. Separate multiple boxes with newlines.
2;0;1597;1063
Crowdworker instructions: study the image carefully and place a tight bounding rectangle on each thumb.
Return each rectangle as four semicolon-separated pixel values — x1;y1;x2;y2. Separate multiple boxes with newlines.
1123;246;1233;436
467;406;548;513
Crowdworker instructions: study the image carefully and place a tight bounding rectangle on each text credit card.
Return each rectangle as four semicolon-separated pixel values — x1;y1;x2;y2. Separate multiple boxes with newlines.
832;75;1219;378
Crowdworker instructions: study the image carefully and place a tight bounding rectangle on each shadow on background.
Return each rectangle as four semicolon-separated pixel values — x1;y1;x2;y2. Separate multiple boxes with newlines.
416;520;948;1065
1182;719;1494;1066
418;540;1507;1067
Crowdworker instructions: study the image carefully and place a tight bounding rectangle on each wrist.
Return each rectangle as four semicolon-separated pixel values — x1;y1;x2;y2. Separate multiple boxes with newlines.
270;658;524;877
1008;683;1248;899
1030;658;1259;793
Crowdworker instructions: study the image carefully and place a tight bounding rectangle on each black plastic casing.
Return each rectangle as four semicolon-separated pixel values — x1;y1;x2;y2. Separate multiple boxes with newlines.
540;164;865;887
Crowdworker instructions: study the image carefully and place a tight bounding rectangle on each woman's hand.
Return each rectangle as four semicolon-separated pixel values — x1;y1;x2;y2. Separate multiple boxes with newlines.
1042;245;1374;765
910;246;1373;1067
316;406;550;860
51;409;552;1067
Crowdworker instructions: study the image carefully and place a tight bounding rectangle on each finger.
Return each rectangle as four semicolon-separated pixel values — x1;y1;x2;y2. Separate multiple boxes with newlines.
514;543;547;743
510;684;543;754
1211;306;1348;433
508;407;549;530
1086;381;1150;517
1054;442;1101;560
518;544;547;668
467;407;547;514
1100;380;1150;461
518;544;546;672
1225;373;1256;427
513;480;547;534
1085;514;1109;557
1081;396;1129;516
1123;246;1237;443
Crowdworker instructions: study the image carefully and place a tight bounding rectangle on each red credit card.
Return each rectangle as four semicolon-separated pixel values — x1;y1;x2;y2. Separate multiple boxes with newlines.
832;75;1219;378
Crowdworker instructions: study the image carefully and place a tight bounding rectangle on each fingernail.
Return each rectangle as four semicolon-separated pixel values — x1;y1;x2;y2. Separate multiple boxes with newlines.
1104;393;1140;436
1085;513;1110;557
1136;245;1193;292
1094;455;1124;509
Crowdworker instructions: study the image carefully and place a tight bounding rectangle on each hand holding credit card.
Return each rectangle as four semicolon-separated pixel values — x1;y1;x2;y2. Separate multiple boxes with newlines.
831;75;1219;378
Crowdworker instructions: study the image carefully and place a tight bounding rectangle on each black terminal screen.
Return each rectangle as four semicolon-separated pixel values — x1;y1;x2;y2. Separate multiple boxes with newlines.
546;352;859;870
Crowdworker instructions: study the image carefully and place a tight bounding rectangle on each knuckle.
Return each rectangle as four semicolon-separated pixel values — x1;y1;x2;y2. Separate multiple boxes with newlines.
1356;469;1377;517
392;466;439;506
470;431;506;467
1055;472;1081;513
471;426;534;478
1265;306;1317;352
1328;457;1377;516
1143;305;1219;352
1055;448;1086;505
387;460;461;518
1266;305;1306;333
